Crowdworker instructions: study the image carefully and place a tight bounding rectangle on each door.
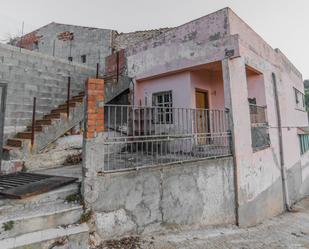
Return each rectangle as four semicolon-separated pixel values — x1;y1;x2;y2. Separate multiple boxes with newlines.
195;90;210;144
0;83;7;171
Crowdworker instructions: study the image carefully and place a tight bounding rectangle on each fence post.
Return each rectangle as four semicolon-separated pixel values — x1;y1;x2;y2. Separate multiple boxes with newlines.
67;76;71;118
116;51;119;83
31;97;37;149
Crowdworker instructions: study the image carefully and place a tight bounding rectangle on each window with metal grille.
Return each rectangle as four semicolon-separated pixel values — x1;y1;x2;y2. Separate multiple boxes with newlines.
299;133;309;155
153;91;173;124
294;87;305;111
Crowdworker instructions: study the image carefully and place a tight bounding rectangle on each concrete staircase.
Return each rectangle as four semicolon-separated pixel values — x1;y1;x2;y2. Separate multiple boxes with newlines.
0;182;89;249
2;92;85;161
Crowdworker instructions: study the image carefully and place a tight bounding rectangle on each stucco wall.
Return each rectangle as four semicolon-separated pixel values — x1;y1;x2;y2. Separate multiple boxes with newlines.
126;8;239;80
0;43;95;140
135;72;191;108
224;9;308;227
287;150;309;204
190;70;225;109
84;157;235;239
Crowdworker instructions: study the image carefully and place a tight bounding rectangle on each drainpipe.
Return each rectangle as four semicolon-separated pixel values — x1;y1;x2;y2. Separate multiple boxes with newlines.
272;72;292;211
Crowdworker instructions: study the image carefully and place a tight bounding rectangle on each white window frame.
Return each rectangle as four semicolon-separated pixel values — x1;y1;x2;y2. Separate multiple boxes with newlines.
152;91;173;124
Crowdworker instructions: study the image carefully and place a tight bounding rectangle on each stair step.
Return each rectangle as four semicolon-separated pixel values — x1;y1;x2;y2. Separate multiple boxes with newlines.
71;96;84;101
0;182;80;215
16;132;33;139
44;113;61;119
0;223;89;249
0;202;83;240
51;107;68;114
26;125;44;132
2;146;15;153
35;119;52;125
66;99;83;105
7;139;23;147
78;91;85;96
59;102;76;108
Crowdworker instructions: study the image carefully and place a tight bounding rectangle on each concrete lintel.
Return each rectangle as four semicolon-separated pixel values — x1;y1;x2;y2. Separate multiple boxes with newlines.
128;34;240;81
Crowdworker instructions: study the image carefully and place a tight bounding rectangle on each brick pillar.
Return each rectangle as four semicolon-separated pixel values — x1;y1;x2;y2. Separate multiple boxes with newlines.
82;78;105;204
85;78;104;139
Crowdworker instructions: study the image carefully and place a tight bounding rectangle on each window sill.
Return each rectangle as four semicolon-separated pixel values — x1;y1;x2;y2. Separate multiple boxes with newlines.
295;108;306;113
252;144;271;153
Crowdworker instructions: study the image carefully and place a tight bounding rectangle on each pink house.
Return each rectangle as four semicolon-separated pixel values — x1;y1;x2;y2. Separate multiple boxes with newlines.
126;8;309;226
83;8;309;238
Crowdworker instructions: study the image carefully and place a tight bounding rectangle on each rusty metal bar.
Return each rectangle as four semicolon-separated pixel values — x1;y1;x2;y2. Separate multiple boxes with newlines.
67;76;71;118
31;97;36;148
0;82;7;172
96;63;99;79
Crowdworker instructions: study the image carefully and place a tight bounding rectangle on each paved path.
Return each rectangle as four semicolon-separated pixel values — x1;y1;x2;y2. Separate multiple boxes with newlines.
99;198;309;249
139;198;309;249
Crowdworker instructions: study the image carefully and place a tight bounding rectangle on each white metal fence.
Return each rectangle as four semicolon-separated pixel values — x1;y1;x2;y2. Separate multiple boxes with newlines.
103;105;232;172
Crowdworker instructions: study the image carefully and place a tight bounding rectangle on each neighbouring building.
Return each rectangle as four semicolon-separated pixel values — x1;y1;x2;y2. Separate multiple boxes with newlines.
9;22;171;71
83;7;309;239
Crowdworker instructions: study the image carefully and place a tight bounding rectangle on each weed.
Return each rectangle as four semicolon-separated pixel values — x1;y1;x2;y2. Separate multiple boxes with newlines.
21;165;28;173
65;193;82;203
3;221;14;231
79;210;93;223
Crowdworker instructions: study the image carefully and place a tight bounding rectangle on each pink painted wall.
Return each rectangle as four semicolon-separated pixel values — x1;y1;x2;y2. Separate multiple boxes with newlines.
135;68;225;110
227;8;309;226
190;70;225;109
135;71;191;108
246;70;266;106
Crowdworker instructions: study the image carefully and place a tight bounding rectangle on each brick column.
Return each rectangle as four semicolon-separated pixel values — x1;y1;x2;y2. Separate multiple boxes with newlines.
82;78;105;204
85;78;104;139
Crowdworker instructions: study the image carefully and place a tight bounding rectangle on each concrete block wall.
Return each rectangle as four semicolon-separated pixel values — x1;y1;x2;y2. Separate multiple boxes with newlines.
15;23;113;71
0;43;95;140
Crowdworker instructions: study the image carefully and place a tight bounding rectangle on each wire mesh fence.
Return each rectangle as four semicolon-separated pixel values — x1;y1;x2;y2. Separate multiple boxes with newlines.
103;105;232;172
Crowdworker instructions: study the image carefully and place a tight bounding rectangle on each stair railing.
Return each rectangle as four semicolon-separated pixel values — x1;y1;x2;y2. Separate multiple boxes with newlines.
31;97;36;149
0;82;7;171
96;63;100;79
67;76;71;118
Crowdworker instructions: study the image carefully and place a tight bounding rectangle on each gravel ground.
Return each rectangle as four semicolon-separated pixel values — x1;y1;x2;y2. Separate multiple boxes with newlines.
97;197;309;249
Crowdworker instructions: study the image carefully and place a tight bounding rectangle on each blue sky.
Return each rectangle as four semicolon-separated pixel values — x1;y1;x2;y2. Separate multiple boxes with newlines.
0;0;308;79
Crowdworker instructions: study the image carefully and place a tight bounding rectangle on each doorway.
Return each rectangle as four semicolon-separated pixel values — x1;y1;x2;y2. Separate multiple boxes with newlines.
195;90;210;144
0;82;7;171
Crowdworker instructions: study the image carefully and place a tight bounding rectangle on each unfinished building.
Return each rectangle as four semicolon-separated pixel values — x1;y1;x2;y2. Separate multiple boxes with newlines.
0;7;307;248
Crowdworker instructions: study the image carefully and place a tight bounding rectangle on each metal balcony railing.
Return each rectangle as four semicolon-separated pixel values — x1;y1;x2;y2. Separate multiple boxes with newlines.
102;105;232;172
